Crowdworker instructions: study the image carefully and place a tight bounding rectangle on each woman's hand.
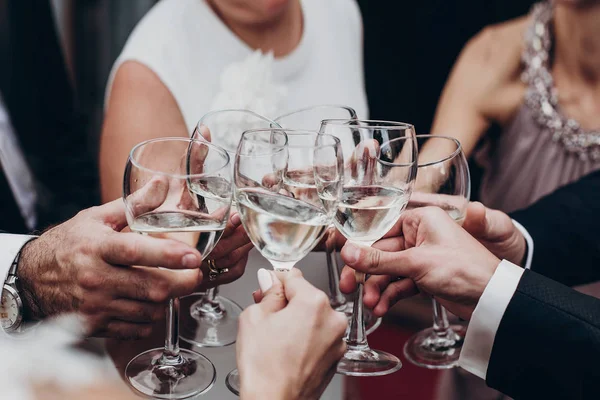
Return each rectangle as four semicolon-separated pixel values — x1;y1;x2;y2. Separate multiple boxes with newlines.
197;212;253;290
238;269;347;400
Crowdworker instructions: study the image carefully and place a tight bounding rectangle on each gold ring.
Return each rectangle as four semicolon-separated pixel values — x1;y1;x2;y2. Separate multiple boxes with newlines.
207;259;229;281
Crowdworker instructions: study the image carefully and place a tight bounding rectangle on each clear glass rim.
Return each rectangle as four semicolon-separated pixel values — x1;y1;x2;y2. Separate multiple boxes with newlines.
377;135;418;168
128;137;230;179
321;119;415;130
237;129;289;157
281;130;341;150
197;109;282;129
381;134;463;168
274;104;357;122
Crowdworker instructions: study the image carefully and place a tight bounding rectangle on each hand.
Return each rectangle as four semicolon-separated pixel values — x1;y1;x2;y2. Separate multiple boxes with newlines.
238;269;347;400
17;199;205;339
463;202;526;266
339;207;501;320
197;212;253;290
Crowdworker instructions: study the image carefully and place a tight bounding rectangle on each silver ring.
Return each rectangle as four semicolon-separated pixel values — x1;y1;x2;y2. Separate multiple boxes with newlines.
207;259;229;281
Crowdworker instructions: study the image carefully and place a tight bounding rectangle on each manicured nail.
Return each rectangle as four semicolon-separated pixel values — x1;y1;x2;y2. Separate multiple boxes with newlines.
257;268;273;292
182;253;201;268
343;243;362;265
230;212;241;226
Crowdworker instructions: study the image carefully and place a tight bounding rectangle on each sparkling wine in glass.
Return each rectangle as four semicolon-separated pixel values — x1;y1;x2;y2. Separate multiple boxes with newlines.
275;106;381;335
394;135;471;369
320;119;417;376
225;129;343;395
123;138;233;399
180;109;281;349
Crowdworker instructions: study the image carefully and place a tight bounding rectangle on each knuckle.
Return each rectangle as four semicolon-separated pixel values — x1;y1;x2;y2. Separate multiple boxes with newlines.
122;240;141;263
331;311;348;335
148;279;171;302
79;269;104;290
311;290;330;309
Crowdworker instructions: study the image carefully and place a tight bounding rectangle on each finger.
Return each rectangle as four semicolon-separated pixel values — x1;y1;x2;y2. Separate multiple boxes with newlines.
110;266;202;302
373;278;419;317
192;124;212;142
107;299;165;323
221;212;242;238
121;176;170;228
279;269;321;304
363;275;392;308
210;225;251;259
257;268;286;313
94;320;154;340
100;232;203;269
339;266;357;294
463;202;488;237
341;241;419;277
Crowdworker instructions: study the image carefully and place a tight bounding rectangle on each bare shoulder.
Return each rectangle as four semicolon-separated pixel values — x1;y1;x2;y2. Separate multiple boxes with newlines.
460;16;528;85
107;61;181;114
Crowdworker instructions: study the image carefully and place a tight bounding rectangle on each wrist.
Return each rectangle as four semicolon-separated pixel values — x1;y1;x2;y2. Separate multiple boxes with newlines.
16;240;46;321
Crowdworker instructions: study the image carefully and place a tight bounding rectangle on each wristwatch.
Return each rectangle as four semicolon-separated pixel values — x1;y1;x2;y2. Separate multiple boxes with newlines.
1;244;31;333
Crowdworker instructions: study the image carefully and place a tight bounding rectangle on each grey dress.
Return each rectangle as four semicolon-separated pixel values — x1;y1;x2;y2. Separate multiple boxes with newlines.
437;2;600;400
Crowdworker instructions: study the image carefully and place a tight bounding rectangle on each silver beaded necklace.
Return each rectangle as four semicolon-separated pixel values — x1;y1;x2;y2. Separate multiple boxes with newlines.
521;1;600;161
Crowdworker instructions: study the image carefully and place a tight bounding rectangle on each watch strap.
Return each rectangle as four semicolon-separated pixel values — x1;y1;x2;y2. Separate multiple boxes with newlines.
1;234;37;284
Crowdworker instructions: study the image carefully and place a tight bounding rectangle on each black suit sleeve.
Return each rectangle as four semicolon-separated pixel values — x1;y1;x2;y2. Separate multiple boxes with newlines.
486;270;600;399
510;170;600;286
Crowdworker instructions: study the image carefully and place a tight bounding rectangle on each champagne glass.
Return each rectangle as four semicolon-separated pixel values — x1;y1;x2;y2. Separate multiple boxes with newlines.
274;106;381;335
320;119;417;376
181;109;281;348
123;138;233;399
398;135;470;369
225;129;343;395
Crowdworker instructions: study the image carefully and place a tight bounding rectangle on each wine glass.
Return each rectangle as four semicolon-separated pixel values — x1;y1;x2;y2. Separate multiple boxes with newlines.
180;109;281;348
397;135;470;369
123;137;233;399
225;129;343;395
274;106;381;335
319;119;417;376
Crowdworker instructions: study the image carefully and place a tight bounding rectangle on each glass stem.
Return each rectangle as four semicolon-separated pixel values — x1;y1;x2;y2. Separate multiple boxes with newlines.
346;273;368;349
162;298;182;363
326;233;346;310
205;286;219;305
432;299;451;338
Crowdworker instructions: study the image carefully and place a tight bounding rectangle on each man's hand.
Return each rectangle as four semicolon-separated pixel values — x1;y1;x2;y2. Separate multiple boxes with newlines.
463;202;526;266
339;207;500;320
17;199;205;339
238;269;347;400
197;212;253;290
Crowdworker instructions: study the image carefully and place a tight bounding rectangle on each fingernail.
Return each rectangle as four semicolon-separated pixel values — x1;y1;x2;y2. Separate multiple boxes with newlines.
182;253;201;268
257;268;273;292
343;243;361;265
230;212;241;226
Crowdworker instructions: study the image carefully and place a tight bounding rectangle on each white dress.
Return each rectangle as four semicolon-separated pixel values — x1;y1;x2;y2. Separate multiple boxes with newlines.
105;1;367;398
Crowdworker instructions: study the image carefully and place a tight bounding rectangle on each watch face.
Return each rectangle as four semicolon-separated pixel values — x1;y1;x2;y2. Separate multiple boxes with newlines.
1;289;19;330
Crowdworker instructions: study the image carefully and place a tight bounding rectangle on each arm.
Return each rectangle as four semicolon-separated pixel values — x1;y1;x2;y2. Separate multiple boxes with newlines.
486;270;600;399
99;61;189;202
425;21;524;158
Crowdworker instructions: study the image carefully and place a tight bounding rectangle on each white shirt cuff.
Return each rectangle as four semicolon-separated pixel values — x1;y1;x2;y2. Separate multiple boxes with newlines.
0;234;37;336
512;220;533;270
458;260;524;379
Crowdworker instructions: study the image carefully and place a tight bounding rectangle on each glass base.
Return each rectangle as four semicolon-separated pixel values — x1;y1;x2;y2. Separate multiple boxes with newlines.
337;302;382;336
336;346;402;377
125;348;216;399
180;294;243;348
403;324;467;369
225;368;240;396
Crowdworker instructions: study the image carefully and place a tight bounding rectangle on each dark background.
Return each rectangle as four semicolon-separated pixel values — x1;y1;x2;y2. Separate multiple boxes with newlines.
68;0;536;205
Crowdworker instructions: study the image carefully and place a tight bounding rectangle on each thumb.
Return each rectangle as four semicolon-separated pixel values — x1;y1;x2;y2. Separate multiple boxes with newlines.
93;199;129;232
256;268;286;313
463;202;488;237
341;241;418;277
